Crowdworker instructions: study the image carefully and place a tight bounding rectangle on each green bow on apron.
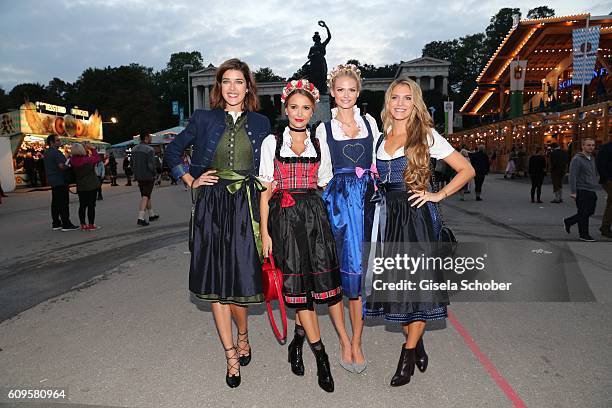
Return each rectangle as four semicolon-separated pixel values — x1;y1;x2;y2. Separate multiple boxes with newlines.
215;169;267;261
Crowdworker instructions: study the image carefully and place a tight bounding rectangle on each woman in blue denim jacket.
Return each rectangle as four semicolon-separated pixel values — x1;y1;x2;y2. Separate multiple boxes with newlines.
164;58;271;388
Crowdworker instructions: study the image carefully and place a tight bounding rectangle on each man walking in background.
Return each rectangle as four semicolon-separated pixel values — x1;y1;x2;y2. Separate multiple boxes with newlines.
43;134;79;231
549;142;568;203
597;140;612;238
131;133;159;226
469;144;490;201
564;138;599;242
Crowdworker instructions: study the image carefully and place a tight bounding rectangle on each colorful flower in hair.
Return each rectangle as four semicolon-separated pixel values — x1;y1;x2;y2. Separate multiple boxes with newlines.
326;63;362;89
281;79;321;103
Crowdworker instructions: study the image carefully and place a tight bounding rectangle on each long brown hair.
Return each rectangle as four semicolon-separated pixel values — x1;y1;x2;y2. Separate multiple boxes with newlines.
381;78;434;191
210;58;259;111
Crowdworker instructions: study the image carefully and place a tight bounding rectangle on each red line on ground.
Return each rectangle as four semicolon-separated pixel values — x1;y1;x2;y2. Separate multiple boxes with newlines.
448;310;527;408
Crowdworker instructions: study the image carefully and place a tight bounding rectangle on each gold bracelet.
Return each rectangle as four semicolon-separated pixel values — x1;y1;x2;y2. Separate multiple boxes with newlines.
441;189;448;198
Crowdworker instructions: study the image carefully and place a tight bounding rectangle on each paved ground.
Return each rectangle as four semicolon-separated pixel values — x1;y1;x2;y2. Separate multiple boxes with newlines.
0;176;611;408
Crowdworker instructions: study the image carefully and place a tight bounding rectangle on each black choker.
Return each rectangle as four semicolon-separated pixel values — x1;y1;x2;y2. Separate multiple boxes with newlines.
288;126;307;132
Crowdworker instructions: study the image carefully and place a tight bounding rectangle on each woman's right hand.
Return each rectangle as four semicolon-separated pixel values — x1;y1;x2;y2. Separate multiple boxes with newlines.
261;233;273;258
193;170;219;188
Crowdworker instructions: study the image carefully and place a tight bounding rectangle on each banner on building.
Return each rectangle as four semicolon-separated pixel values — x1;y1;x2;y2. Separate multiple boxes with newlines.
509;60;528;91
444;101;454;135
573;26;601;85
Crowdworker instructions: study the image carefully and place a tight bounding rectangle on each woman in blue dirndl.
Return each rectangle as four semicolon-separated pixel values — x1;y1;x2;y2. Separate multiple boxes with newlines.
314;64;380;373
364;78;474;387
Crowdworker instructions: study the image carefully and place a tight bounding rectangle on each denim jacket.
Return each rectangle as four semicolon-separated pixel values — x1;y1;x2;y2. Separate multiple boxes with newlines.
164;109;271;180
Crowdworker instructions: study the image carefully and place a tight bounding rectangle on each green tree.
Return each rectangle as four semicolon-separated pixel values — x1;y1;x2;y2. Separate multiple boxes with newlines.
346;60;397;78
485;8;521;57
422;34;487;107
45;77;74;105
0;88;12;113
72;64;160;145
526;6;555;19
156;51;204;124
8;83;50;107
254;67;284;82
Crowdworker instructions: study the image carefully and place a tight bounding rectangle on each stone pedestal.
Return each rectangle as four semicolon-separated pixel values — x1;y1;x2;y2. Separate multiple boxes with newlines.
312;95;332;125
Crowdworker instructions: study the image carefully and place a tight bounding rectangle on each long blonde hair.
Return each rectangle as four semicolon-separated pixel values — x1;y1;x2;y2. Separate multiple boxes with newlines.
381;78;434;191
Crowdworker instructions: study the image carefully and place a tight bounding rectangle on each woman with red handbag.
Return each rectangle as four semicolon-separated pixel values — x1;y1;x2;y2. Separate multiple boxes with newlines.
259;79;340;393
164;59;271;389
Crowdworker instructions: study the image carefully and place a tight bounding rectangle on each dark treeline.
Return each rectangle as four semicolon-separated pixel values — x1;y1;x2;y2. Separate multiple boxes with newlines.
0;6;555;143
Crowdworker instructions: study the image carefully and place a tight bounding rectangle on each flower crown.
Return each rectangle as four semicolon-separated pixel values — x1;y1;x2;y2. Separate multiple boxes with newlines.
326;64;362;89
281;79;320;104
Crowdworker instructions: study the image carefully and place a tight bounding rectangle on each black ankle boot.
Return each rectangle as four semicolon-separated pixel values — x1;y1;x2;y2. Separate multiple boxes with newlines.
415;337;428;373
390;346;415;387
288;327;305;376
310;340;334;392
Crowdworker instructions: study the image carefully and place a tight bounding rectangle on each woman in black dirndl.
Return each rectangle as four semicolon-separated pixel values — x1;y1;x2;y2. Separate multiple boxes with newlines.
259;79;340;392
364;78;474;387
164;59;271;388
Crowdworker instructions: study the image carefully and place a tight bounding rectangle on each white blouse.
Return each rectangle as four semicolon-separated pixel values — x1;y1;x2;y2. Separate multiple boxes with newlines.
315;106;381;164
376;128;455;161
258;127;333;186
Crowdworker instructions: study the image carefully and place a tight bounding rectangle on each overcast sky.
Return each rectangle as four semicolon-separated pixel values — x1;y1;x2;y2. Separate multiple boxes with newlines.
1;0;610;91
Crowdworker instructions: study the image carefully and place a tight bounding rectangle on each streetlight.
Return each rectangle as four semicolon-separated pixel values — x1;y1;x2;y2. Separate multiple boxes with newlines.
183;63;194;117
103;117;118;124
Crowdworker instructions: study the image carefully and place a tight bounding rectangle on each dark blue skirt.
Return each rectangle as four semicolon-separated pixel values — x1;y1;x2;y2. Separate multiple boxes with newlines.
190;178;263;305
364;185;449;323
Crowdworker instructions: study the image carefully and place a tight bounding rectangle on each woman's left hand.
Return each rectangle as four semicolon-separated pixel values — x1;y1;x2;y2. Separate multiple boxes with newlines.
408;190;443;208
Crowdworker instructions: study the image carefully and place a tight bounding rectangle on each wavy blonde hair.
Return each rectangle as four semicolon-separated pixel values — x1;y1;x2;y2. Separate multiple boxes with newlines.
381;77;434;191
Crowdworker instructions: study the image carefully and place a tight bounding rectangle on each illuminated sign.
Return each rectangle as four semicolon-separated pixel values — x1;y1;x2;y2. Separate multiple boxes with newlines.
558;68;607;90
71;107;89;117
35;101;66;114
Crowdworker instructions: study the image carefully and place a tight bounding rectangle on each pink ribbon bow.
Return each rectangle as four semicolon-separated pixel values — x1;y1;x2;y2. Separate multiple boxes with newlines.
355;163;379;191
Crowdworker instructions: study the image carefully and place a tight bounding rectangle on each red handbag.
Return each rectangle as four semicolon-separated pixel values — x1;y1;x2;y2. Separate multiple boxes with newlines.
261;255;287;343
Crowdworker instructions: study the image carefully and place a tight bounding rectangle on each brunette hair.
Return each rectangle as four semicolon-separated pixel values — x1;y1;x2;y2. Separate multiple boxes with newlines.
210;58;259;111
381;77;434;192
284;88;316;107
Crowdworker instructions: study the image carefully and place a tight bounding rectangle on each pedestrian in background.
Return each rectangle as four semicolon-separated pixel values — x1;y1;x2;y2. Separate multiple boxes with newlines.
528;147;546;203
504;146;517;179
131;133;159;226
95;153;105;200
564;138;599;242
123;153;133;186
36;151;46;186
108;153;118;186
469;144;489;201
596;140;612;238
71;143;101;230
43;134;79;231
24;151;38;187
549;142;568;203
459;148;471;200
